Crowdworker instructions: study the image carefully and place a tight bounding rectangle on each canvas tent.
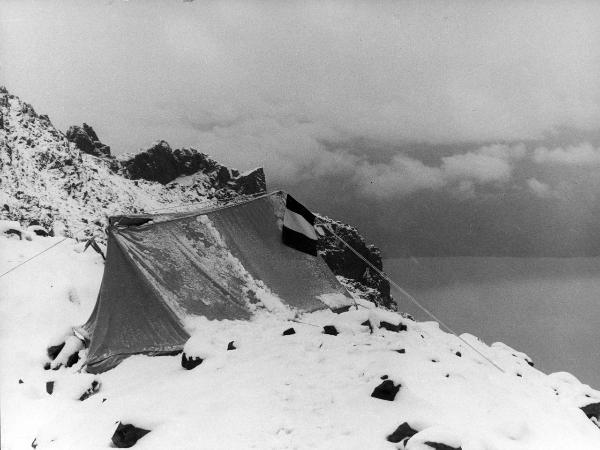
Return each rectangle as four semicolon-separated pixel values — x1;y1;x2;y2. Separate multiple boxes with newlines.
77;191;353;373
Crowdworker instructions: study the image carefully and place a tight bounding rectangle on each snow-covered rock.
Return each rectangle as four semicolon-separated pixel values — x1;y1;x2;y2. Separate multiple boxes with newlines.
0;88;263;241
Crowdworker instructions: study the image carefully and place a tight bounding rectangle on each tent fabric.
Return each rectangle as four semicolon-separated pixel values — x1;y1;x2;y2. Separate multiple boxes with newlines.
79;191;353;373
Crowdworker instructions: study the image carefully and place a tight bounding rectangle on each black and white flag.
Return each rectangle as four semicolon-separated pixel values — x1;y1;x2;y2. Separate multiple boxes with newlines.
282;194;318;256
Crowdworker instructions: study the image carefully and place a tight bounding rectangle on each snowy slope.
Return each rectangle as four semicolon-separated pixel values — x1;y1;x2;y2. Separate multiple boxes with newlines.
1;234;599;450
0;87;229;240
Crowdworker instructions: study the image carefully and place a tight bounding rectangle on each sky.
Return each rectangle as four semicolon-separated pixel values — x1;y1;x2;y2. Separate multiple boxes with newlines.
2;0;600;256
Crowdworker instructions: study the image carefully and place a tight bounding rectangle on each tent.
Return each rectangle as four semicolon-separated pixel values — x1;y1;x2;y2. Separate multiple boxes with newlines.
77;191;353;373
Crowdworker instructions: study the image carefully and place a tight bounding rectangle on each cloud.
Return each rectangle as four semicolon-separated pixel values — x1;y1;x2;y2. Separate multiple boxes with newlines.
441;152;512;184
353;155;445;198
2;0;600;154
338;144;524;199
527;178;553;198
533;143;600;166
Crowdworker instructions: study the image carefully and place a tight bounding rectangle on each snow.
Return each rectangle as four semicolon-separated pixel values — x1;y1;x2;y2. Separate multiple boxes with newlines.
0;220;21;233
1;235;600;449
317;292;352;309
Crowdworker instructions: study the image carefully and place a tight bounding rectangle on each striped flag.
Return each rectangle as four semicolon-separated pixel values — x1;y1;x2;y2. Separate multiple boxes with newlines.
282;194;318;256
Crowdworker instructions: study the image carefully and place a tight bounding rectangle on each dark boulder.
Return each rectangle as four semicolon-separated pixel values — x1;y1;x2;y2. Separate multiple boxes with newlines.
30;226;49;236
4;228;22;239
387;422;418;443
47;342;65;360
371;379;400;401
111;422;150;448
66;351;80;368
181;352;203;370
379;321;407;332
227;341;237;351
282;328;296;336
46;381;54;395
425;442;461;450
362;318;406;333
581;402;600;420
323;325;338;336
79;380;101;401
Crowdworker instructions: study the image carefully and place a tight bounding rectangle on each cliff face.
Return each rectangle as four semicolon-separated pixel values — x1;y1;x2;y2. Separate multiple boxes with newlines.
1;87;389;306
317;216;394;309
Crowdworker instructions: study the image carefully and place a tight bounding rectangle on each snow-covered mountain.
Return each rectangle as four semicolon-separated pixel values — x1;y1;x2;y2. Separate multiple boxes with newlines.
0;86;265;241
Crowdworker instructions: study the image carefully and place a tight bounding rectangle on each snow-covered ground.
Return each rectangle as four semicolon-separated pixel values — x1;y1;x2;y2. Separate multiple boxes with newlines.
1;234;600;449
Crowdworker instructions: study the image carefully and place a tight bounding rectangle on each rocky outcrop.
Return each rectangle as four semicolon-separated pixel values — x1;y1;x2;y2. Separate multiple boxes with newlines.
66;123;111;157
120;141;266;194
317;216;393;309
121;141;191;183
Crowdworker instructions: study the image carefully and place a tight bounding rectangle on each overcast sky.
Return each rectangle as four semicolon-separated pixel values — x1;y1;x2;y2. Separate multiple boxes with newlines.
2;0;600;256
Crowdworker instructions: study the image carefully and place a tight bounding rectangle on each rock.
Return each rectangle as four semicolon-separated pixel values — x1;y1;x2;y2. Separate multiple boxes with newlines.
455;351;461;357
4;228;22;239
395;349;406;354
424;442;462;450
371;379;400;401
379;321;407;332
215;165;232;186
111;422;150;448
181;352;203;370
18;379;23;384
66;351;80;368
361;320;374;333
227;341;237;350
282;328;296;336
581;402;600;420
387;422;418;443
27;225;48;236
65;123;111;157
46;381;54;395
317;217;392;309
232;167;266;195
47;342;65;360
79;380;101;401
322;325;338;336
82;123;99;142
122;142;215;185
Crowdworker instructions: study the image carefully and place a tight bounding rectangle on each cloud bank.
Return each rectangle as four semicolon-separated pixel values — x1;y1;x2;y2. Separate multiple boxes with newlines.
2;0;600;254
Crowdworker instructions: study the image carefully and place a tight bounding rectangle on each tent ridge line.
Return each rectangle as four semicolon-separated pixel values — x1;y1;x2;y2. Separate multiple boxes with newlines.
113;190;283;230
